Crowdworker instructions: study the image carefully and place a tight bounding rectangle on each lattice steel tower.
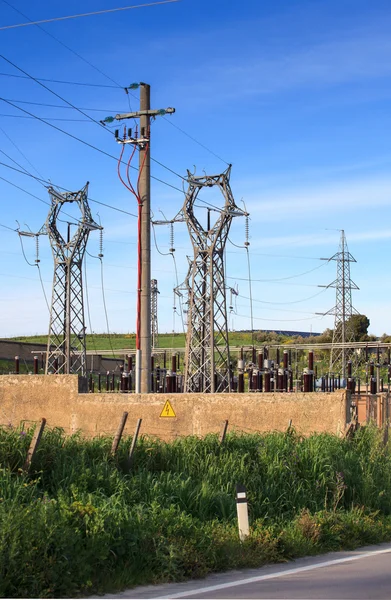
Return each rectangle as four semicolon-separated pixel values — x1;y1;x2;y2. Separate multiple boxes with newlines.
183;165;245;392
151;279;159;349
45;183;101;376
325;230;359;377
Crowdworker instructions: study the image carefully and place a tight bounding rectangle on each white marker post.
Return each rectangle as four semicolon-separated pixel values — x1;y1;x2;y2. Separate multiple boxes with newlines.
236;484;249;541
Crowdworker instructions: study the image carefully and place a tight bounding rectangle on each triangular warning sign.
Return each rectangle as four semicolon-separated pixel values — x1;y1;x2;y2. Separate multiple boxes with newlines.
160;400;176;418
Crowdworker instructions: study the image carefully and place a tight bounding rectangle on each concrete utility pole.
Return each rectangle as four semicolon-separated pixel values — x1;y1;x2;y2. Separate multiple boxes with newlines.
115;84;175;393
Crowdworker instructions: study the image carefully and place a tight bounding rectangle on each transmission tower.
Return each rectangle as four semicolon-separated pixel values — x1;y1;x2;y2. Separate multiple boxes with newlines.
183;165;245;393
151;279;159;349
45;183;101;376
323;230;359;377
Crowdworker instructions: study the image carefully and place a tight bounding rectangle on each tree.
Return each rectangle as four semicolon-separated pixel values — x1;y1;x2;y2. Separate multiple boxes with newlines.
347;314;370;341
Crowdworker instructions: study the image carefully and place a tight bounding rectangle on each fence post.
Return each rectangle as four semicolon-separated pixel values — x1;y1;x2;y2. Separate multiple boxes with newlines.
219;420;228;444
236;484;249;541
23;418;46;471
111;411;128;455
128;418;142;470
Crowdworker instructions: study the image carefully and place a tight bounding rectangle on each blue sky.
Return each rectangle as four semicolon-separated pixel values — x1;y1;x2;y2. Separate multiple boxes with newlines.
0;0;391;338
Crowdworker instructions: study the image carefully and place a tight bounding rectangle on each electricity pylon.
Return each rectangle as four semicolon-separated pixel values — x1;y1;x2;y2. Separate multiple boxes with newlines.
151;279;159;349
45;183;101;376
322;230;359;377
183;165;245;392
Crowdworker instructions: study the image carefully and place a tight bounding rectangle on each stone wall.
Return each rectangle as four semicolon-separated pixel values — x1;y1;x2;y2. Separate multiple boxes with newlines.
0;375;350;439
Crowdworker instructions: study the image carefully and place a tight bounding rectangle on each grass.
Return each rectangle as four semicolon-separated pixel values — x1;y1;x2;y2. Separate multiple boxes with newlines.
6;331;274;351
1;425;391;597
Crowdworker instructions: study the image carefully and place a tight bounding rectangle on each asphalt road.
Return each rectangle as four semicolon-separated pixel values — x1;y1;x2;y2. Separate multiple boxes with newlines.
98;542;391;599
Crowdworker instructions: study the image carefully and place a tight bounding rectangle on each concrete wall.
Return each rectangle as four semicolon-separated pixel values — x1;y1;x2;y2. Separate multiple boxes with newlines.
355;394;389;426
0;375;350;439
0;340;123;373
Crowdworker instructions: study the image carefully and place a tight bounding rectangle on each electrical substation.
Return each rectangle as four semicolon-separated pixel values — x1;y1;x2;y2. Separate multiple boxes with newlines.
0;79;390;438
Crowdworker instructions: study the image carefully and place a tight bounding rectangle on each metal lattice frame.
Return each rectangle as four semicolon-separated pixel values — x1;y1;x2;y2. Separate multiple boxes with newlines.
151;279;159;349
45;183;101;376
183;165;244;392
326;230;359;377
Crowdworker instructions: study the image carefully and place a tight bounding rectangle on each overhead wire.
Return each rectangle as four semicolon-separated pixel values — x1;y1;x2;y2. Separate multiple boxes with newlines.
0;100;192;199
0;70;227;214
0;221;16;231
245;246;254;346
162;116;229;166
0;160;138;217
2;0;124;89
0;55;229;215
0;1;181;30
2;98;124;112
0;113;101;122
83;255;99;356
152;223;171;256
0;71;120;88
36;263;50;313
16;229;50;311
0;124;45;180
234;295;320;315
234;313;325;323
0;55;111;132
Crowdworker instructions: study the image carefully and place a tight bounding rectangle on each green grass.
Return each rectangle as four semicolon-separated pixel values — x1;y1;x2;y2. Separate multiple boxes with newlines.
6;331;278;351
1;425;391;597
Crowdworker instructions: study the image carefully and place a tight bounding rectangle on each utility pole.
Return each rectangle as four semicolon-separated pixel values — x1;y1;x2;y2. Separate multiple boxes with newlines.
114;83;175;393
319;230;359;378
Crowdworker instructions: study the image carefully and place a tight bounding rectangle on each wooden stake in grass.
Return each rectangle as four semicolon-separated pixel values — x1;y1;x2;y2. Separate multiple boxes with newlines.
111;411;128;456
128;418;142;470
219;420;228;444
23;418;46;471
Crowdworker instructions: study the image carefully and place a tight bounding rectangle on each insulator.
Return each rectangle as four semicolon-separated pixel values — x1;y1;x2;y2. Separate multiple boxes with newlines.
35;235;40;263
169;222;175;253
128;128;132;139
115;129;119;139
244;214;250;247
141;126;145;137
98;228;104;258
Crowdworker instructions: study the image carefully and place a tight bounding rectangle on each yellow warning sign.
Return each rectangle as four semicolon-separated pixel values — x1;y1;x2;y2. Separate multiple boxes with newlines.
160;400;176;418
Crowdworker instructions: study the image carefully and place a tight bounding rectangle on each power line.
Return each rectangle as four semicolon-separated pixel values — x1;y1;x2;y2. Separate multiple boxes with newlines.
0;99;189;198
245;247;254;345
0;60;229;214
0;124;45;180
0;172;49;205
0;221;16;231
0;113;98;122
0;71;120;88
3;98;124;112
0;55;110;131
0;160;138;217
162;116;230;166
1;0;123;90
235;295;320;315
226;262;328;283
234;313;324;323
0;1;181;30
